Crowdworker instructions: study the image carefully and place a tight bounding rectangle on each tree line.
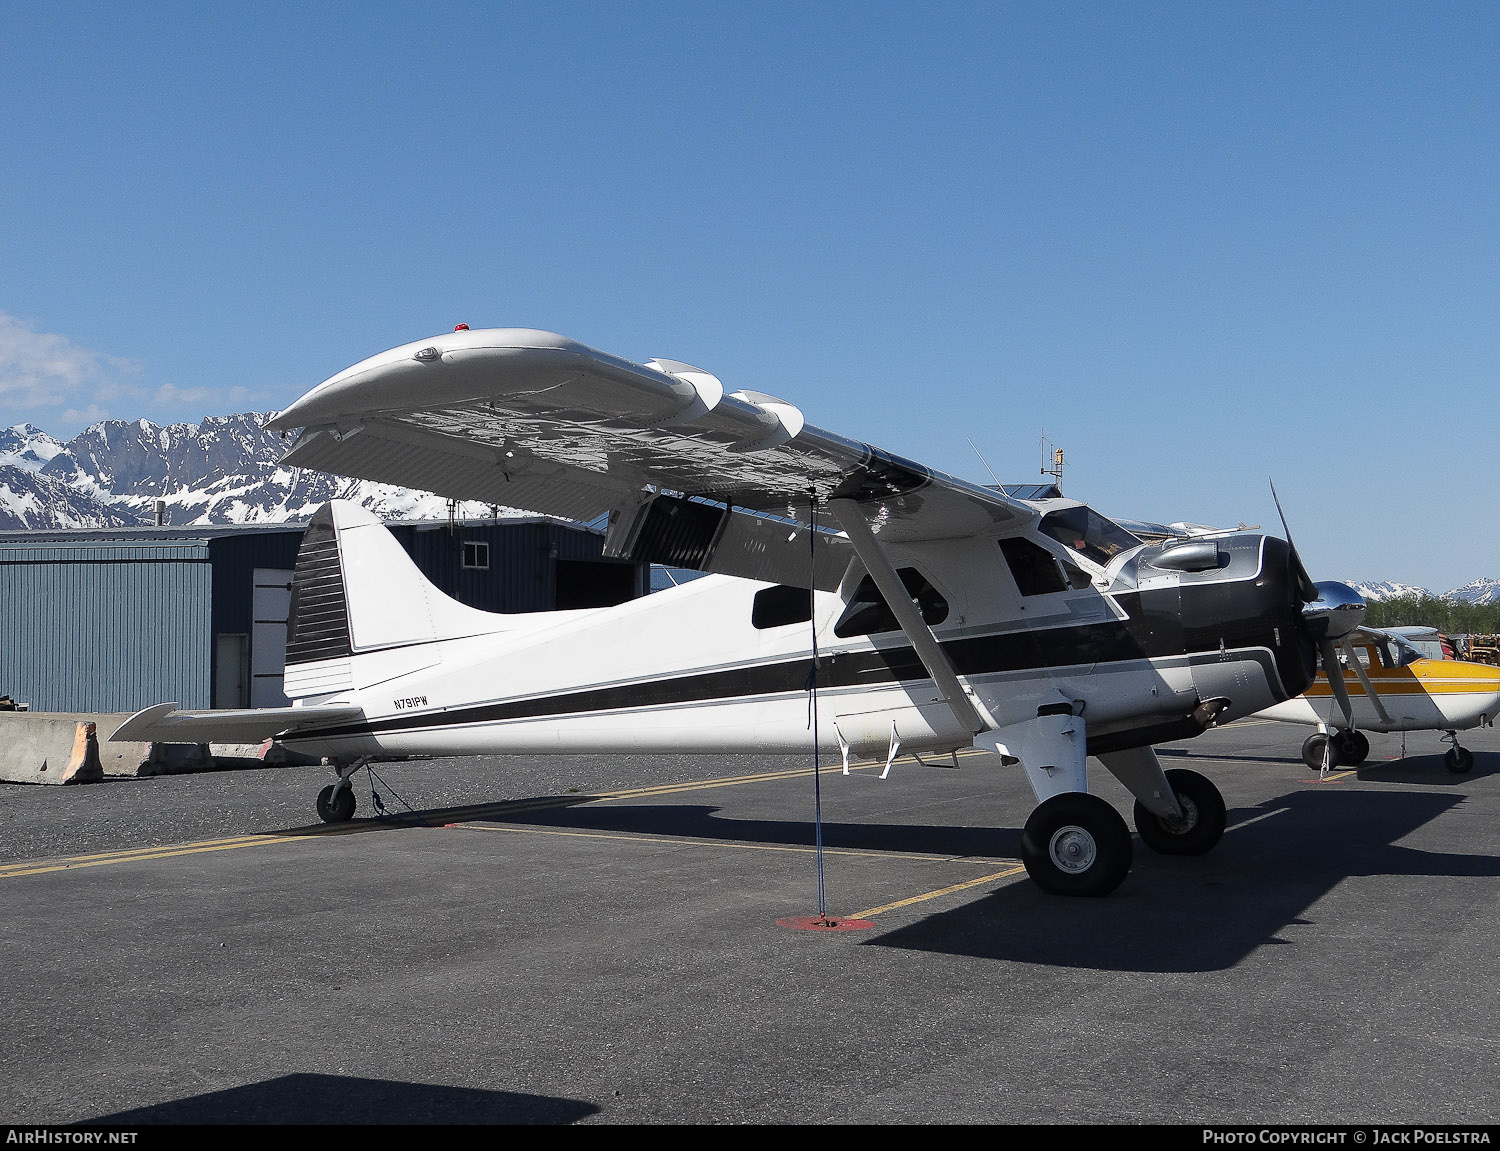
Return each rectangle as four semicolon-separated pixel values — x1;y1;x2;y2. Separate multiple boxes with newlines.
1364;594;1500;635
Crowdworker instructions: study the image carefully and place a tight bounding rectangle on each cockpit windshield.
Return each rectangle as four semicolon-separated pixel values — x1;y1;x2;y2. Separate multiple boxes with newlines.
1038;507;1143;566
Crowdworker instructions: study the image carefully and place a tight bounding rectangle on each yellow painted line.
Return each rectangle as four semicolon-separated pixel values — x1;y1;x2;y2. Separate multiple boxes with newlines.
1306;770;1357;784
0;833;280;876
593;752;987;803
597;765;846;801
456;821;1008;867
1;835;308;878
458;823;1025;922
848;866;1029;920
0;753;999;880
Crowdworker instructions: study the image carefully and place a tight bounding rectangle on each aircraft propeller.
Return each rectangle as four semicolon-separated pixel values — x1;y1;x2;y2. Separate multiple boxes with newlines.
1271;483;1367;735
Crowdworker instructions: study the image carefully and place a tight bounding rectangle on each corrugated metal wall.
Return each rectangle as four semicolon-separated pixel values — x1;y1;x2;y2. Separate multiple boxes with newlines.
0;540;213;712
0;518;647;714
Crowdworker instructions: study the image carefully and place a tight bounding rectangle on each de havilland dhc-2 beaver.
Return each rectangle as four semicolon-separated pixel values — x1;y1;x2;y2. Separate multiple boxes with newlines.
115;327;1376;897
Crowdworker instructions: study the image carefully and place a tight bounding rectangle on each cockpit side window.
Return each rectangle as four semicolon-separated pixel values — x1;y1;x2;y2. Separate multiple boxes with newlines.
1387;639;1425;668
1346;644;1378;669
1038;507;1141;566
752;584;813;630
833;567;948;638
999;537;1068;596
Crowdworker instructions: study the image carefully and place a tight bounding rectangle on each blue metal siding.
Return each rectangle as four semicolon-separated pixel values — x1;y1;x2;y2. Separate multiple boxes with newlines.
0;542;213;712
0;518;646;714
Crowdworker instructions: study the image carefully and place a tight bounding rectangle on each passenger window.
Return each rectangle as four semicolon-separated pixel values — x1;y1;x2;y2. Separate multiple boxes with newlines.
833;568;948;638
999;537;1069;596
752;584;813;629
1061;558;1093;590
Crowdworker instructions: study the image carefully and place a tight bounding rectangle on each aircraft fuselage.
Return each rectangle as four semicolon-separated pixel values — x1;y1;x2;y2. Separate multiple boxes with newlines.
278;519;1316;767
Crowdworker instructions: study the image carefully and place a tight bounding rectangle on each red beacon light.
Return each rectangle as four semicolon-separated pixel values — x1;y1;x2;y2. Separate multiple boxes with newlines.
454;323;470;331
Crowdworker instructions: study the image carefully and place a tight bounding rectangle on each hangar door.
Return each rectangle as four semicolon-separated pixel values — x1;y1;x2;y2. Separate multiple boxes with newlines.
251;568;293;707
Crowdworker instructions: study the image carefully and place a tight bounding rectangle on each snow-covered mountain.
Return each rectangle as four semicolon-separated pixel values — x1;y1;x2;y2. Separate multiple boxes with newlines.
1446;578;1500;607
0;423;66;472
1348;580;1433;603
0;464;141;529
0;416;518;530
1347;578;1500;605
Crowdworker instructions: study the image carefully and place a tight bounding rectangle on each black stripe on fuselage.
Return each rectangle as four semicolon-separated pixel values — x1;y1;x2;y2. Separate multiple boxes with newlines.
293;567;1311;742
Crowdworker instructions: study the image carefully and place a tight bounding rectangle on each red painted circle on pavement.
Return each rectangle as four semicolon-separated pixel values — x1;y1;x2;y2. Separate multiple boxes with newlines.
776;915;875;932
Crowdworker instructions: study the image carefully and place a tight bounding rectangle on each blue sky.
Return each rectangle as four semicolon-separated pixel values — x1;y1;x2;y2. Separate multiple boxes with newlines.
1;2;1495;590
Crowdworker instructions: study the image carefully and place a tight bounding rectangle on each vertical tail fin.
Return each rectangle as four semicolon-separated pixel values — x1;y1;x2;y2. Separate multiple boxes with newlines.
284;501;509;696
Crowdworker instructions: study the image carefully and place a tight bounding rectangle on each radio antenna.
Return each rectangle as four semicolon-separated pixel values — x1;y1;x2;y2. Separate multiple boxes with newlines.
1040;429;1065;493
966;437;1002;487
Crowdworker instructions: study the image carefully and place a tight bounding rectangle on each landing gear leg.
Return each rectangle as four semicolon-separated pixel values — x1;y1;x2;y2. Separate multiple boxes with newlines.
1442;731;1474;774
316;757;368;823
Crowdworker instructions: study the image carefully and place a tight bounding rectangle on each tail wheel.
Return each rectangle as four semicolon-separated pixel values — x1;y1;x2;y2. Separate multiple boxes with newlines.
1133;768;1227;856
316;784;356;823
1020;793;1132;897
1445;746;1474;774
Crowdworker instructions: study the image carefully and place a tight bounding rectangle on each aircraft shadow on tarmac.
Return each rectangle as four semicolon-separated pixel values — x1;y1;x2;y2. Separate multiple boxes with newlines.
1347;750;1498;785
871;780;1500;973
399;752;1500;975
1164;746;1499;781
80;1073;597;1125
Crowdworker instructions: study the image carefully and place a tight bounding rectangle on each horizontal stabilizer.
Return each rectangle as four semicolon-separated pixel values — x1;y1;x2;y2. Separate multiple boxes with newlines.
110;702;364;745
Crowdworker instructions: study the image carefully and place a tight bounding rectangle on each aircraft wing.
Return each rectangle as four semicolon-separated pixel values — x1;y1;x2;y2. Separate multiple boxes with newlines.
110;703;364;745
1367;625;1438;640
268;328;1037;588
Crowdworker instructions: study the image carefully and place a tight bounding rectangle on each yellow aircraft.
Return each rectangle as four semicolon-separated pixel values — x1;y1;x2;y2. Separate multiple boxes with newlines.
1253;625;1500;772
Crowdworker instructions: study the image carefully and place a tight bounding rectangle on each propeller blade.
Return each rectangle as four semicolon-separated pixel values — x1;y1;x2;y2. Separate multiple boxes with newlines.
1318;638;1356;730
1270;481;1319;603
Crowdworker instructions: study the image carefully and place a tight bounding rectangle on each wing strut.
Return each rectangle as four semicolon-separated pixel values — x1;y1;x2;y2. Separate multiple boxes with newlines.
1340;638;1391;726
828;499;988;737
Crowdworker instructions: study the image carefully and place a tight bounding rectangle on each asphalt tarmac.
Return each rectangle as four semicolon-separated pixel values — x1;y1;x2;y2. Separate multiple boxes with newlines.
2;719;1499;1127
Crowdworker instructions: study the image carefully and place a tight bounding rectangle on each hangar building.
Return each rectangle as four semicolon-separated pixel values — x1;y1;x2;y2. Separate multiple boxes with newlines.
0;516;646;714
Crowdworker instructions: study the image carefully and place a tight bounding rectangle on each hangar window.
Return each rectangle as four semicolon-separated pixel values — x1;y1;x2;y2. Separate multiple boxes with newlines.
752;584;814;630
462;541;490;570
833;568;948;638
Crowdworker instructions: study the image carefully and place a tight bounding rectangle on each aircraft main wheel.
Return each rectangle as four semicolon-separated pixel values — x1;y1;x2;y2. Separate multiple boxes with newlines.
1133;768;1227;856
316;784;356;823
1331;729;1369;766
1445;746;1474;774
1020;793;1132;897
1301;733;1332;770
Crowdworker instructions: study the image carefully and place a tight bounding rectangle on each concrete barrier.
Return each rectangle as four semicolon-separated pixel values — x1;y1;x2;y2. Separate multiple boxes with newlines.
1;714;321;783
0;713;131;784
